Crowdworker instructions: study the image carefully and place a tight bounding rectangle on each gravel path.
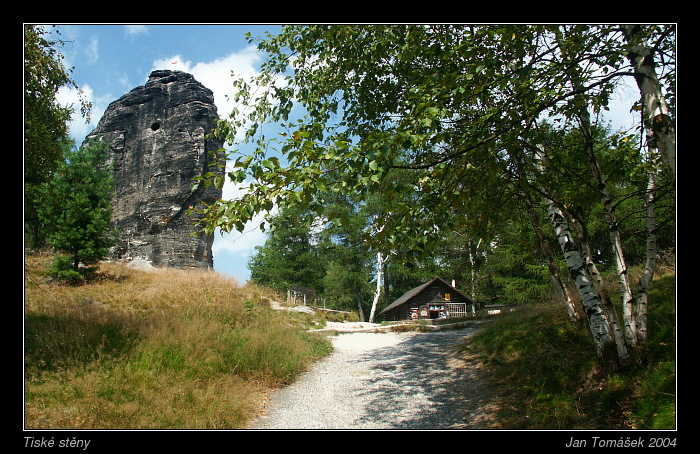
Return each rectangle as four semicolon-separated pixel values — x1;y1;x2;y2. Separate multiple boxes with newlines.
249;324;499;430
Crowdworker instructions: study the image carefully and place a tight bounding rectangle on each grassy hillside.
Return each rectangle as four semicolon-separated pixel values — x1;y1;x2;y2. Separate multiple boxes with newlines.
24;252;332;429
458;265;676;430
24;252;675;430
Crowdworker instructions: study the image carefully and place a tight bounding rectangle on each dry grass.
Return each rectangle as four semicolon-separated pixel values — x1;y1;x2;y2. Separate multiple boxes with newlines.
24;252;332;429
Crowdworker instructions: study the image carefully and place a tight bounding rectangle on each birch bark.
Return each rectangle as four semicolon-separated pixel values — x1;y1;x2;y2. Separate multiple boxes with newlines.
368;251;383;323
623;24;676;190
566;210;630;364
635;170;658;345
553;26;638;350
622;24;670;346
576;107;637;348
534;146;614;355
523;189;579;323
511;145;579;322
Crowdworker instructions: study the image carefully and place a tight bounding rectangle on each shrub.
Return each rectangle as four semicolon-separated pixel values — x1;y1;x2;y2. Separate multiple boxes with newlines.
47;255;91;284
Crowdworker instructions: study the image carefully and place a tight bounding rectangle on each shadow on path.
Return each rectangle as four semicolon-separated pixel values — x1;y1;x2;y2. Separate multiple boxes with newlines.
349;326;499;429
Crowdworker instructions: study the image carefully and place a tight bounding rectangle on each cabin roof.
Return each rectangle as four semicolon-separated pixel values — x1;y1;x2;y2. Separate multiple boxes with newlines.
378;277;473;316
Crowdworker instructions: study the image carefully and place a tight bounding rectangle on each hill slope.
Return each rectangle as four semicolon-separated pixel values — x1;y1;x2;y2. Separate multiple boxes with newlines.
458;266;676;429
24;253;332;429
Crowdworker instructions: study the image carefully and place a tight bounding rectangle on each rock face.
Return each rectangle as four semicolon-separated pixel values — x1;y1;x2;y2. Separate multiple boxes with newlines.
84;70;224;268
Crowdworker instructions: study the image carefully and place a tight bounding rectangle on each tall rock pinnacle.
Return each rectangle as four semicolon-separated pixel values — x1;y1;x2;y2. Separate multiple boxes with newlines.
84;70;224;268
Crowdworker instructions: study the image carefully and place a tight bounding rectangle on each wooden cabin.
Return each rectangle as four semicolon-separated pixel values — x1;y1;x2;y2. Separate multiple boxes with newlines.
378;277;474;322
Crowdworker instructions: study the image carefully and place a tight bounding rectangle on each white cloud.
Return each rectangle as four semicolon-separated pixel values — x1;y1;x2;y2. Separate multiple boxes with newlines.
117;72;132;91
151;54;190;72
124;25;148;40
85;35;99;65
151;45;262;126
57;83;102;144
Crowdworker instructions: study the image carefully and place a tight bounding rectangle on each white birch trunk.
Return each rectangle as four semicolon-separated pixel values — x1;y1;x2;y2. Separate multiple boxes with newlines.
576;107;637;348
624;25;676;189
566;211;630;364
554;30;635;359
509;143;579;322
546;201;613;352
523;182;579;322
368;251;383;323
635;171;658;344
534;146;613;354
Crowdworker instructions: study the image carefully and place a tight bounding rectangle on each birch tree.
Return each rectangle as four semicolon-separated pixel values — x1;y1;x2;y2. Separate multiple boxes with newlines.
368;251;384;323
622;24;674;346
510;145;579;322
554;26;638;348
533;145;629;362
634;170;658;345
623;25;676;190
198;24;673;364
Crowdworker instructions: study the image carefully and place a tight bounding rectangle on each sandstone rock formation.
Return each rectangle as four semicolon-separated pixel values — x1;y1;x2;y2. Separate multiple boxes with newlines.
84;70;224;268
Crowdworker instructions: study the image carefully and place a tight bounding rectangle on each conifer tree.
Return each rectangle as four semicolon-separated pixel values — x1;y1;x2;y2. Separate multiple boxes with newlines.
37;140;116;282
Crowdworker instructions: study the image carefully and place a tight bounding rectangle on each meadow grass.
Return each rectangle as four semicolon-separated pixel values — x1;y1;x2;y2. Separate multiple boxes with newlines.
24;253;332;429
458;265;676;430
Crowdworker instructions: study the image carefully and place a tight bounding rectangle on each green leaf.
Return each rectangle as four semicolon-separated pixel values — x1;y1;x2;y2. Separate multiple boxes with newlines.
236;155;254;169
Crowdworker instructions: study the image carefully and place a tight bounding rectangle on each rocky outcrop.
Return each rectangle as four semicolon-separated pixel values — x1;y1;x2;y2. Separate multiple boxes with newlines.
84;70;224;268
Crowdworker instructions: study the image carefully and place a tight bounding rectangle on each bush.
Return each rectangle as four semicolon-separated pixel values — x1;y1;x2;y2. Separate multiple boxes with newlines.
47;255;93;284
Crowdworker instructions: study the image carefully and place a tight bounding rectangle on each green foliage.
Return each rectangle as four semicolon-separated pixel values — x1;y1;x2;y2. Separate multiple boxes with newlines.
47;255;91;284
248;204;326;294
36;140;117;282
198;25;674;271
198;25;673;358
24;25;92;249
461;267;676;429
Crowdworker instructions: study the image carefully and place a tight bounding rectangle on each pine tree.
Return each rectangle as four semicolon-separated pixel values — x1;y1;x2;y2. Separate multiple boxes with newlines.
24;25;91;248
248;204;325;294
37;140;117;282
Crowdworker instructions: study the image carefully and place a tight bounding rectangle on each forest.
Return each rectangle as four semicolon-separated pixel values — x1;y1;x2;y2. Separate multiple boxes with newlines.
195;25;676;368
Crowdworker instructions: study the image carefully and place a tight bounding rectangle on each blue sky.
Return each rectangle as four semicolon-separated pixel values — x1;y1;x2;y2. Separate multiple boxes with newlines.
49;24;284;282
44;24;641;283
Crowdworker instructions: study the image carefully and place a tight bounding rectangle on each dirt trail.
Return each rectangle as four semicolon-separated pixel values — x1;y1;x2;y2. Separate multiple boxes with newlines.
249;324;500;430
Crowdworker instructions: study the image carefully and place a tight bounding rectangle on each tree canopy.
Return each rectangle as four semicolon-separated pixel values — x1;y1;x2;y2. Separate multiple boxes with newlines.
199;24;675;365
24;24;92;248
203;25;673;242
